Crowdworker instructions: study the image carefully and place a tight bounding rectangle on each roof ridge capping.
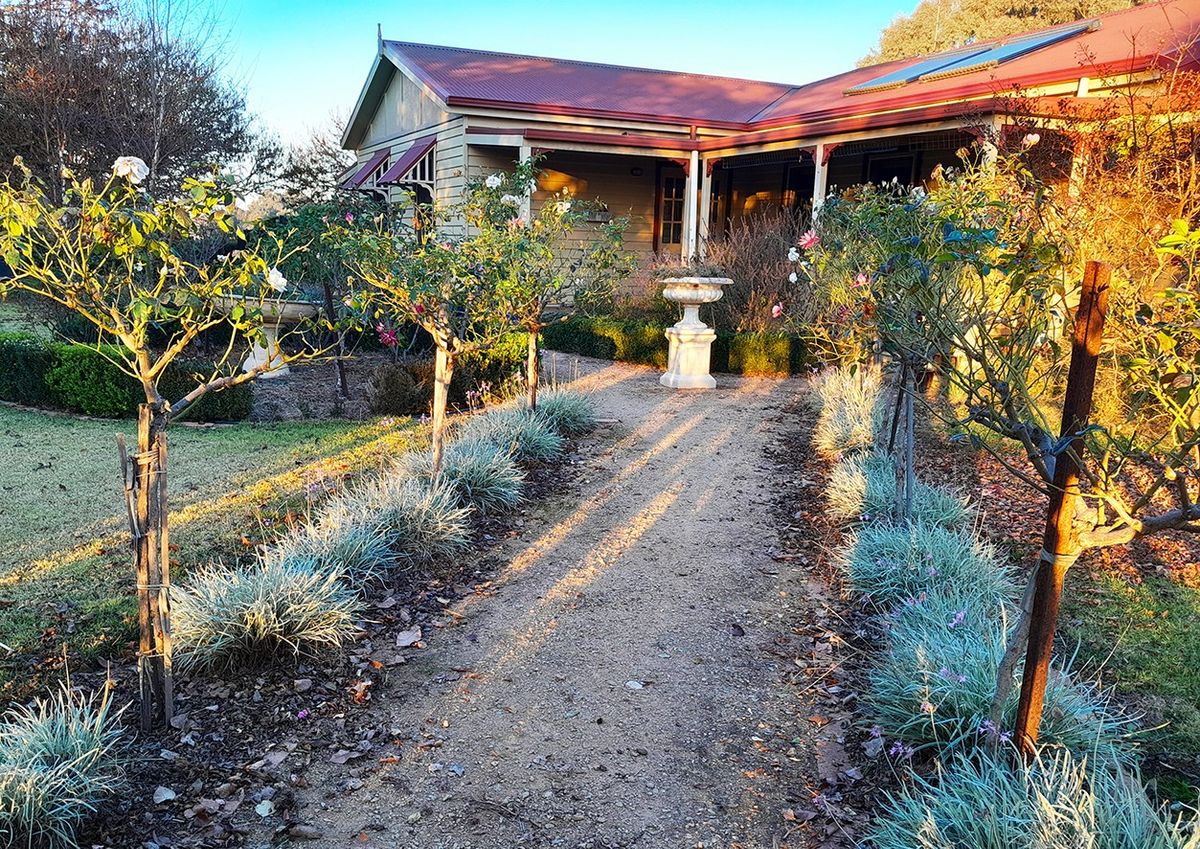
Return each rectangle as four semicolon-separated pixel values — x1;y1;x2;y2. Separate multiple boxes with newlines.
382;39;800;90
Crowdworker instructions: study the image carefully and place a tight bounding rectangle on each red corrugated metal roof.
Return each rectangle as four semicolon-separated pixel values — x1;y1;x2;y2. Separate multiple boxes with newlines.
375;0;1197;137
379;134;436;184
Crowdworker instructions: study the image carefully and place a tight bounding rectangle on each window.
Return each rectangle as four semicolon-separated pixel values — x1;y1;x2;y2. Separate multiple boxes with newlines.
866;153;916;186
659;175;685;246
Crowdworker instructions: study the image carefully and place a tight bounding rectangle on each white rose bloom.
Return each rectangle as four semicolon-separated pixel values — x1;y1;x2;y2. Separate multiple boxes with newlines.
267;267;288;293
1022;132;1041;149
485;174;503;189
788;272;798;283
112;156;150;184
787;247;800;262
500;193;521;207
555;200;572;214
526;179;538;195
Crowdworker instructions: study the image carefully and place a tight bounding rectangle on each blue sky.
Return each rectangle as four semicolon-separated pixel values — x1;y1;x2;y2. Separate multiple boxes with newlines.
222;0;916;143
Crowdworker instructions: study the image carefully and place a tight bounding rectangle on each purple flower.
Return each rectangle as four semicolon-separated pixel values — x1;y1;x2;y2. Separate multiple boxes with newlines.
296;709;310;720
948;608;967;629
870;725;883;738
889;741;915;759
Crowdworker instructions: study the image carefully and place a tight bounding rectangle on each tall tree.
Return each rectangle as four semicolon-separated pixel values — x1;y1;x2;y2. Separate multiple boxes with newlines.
276;115;357;209
0;0;275;196
860;0;1140;65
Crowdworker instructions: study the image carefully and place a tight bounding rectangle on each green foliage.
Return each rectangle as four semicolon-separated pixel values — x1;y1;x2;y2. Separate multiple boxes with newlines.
542;316;809;375
843;521;1012;608
871;750;1196;849
397;439;525;513
366;362;427;416
533;389;597;436
172;556;362;670
366;335;528;416
826;451;970;526
0;685;124;848
0;333;252;421
460;407;565;463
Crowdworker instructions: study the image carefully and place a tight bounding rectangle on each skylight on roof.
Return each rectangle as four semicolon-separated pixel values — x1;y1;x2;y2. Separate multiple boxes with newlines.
845;45;991;96
917;19;1101;82
844;18;1101;96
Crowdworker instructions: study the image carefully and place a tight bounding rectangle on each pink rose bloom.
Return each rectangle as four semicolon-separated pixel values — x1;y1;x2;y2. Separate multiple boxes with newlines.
413;303;425;315
771;303;784;319
853;272;870;288
344;212;354;224
798;229;820;250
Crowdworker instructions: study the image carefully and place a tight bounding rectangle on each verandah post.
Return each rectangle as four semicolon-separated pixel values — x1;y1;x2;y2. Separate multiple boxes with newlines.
1012;260;1109;756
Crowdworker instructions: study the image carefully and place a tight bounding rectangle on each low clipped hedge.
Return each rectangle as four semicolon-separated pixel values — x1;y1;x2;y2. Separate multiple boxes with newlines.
541;316;808;376
0;333;253;421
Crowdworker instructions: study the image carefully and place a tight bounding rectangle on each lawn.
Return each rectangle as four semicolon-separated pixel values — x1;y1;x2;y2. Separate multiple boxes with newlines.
0;404;425;691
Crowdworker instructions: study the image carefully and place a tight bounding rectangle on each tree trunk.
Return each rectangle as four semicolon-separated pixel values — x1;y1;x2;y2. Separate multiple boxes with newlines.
430;345;455;478
526;326;541;411
1012;260;1109;757
119;403;174;730
322;281;349;399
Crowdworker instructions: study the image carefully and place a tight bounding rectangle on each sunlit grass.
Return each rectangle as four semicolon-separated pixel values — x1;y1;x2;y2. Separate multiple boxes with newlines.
0;405;423;689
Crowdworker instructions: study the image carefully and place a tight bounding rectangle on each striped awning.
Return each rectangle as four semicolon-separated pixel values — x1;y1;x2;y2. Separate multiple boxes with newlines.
340;147;390;189
379;135;437;184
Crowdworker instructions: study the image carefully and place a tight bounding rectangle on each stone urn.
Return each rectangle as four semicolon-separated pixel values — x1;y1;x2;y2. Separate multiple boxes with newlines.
659;276;732;390
214;295;321;379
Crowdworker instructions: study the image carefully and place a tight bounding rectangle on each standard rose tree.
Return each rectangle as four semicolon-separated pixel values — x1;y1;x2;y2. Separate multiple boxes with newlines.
0;156;334;727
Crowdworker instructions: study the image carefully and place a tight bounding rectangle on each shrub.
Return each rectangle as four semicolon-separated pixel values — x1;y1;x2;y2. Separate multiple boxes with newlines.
172;556;362;670
367;362;428;416
346;474;472;566
0;686;123;849
0;334;252;421
871;750;1196;849
866;592;1131;759
705;210;812;333
460;407;565;462
0;332;55;406
711;331;807;378
842;521;1012;608
396;439;525;513
533;389;597;436
812;364;885;457
826;451;969;526
267;506;400;587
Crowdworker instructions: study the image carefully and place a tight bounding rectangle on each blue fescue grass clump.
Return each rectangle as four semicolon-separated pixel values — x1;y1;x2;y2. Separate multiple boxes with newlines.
397;439;525;513
865;588;1133;761
270;504;400;587
826;450;970;526
348;474;473;565
871;750;1200;849
459;406;565;462
172;555;362;670
812;364;886;458
533;389;598;436
842;521;1012;608
0;685;124;848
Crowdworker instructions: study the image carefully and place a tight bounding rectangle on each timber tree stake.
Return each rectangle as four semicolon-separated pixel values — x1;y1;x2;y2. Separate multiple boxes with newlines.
1012;260;1110;757
119;403;174;729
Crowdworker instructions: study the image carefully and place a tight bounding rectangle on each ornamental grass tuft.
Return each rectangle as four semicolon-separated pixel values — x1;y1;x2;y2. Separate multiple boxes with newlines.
268;505;400;587
871;750;1198;849
347;474;473;565
812;364;886;457
0;685;124;849
532;389;598;436
826;451;969;526
172;555;362;670
396;439;524;514
865;589;1132;760
842;521;1012;608
459;406;565;462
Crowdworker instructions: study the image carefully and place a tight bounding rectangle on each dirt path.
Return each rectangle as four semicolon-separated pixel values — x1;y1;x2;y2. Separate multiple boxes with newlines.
293;356;836;849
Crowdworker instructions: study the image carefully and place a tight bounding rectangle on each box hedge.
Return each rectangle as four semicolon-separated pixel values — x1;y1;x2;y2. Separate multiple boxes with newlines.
0;333;252;421
541;316;808;376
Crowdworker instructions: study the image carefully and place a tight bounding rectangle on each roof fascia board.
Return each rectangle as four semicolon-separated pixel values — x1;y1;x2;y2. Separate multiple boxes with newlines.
457;105;700;137
445;96;751;131
341;53;391;149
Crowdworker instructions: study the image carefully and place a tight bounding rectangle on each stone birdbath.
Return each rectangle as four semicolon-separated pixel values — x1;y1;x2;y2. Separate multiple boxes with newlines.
659;276;733;390
215;295;320;379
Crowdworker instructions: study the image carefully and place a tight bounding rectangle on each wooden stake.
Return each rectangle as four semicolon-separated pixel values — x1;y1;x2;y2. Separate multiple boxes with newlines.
1012;260;1109;756
526;327;540;411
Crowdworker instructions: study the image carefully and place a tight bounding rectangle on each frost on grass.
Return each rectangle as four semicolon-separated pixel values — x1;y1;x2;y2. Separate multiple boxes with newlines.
533;389;598;436
0;686;123;849
842;521;1012;608
871;750;1196;849
459;407;565;462
865;588;1132;761
812;364;886;457
396;439;525;513
826;451;969;526
172;556;362;670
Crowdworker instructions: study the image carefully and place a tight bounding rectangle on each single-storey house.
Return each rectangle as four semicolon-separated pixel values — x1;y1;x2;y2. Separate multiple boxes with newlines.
340;0;1198;260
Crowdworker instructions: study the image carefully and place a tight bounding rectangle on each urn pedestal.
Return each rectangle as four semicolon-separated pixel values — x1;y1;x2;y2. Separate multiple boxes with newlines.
658;276;732;390
215;296;320;379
